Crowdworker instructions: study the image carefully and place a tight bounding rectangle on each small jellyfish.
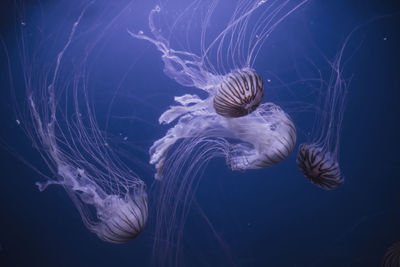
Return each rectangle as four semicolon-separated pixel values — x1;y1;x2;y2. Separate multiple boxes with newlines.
297;144;343;190
18;3;148;243
382;241;400;267
296;37;351;190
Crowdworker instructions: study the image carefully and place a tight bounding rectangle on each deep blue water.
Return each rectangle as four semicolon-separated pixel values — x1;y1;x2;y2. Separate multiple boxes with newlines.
0;0;400;266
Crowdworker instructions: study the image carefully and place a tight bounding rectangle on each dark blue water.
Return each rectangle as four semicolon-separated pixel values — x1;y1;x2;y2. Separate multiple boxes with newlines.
1;0;399;266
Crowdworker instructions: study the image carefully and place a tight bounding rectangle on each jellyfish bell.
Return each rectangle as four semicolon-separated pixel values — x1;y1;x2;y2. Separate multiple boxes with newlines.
297;143;343;190
224;103;296;170
92;185;148;244
213;67;264;118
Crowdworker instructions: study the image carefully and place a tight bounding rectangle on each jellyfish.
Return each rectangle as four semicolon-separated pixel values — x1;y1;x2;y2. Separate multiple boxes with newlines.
129;0;307;265
382;241;400;267
15;3;148;243
296;38;351;190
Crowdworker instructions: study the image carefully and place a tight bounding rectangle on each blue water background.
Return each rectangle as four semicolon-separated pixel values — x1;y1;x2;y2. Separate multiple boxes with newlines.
0;0;399;266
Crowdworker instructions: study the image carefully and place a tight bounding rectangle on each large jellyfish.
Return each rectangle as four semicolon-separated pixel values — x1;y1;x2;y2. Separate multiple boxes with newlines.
296;36;351;190
130;0;306;265
14;3;148;244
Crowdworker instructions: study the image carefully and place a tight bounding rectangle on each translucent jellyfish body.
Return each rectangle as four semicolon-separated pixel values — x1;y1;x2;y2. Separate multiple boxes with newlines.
149;100;296;179
19;4;148;243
